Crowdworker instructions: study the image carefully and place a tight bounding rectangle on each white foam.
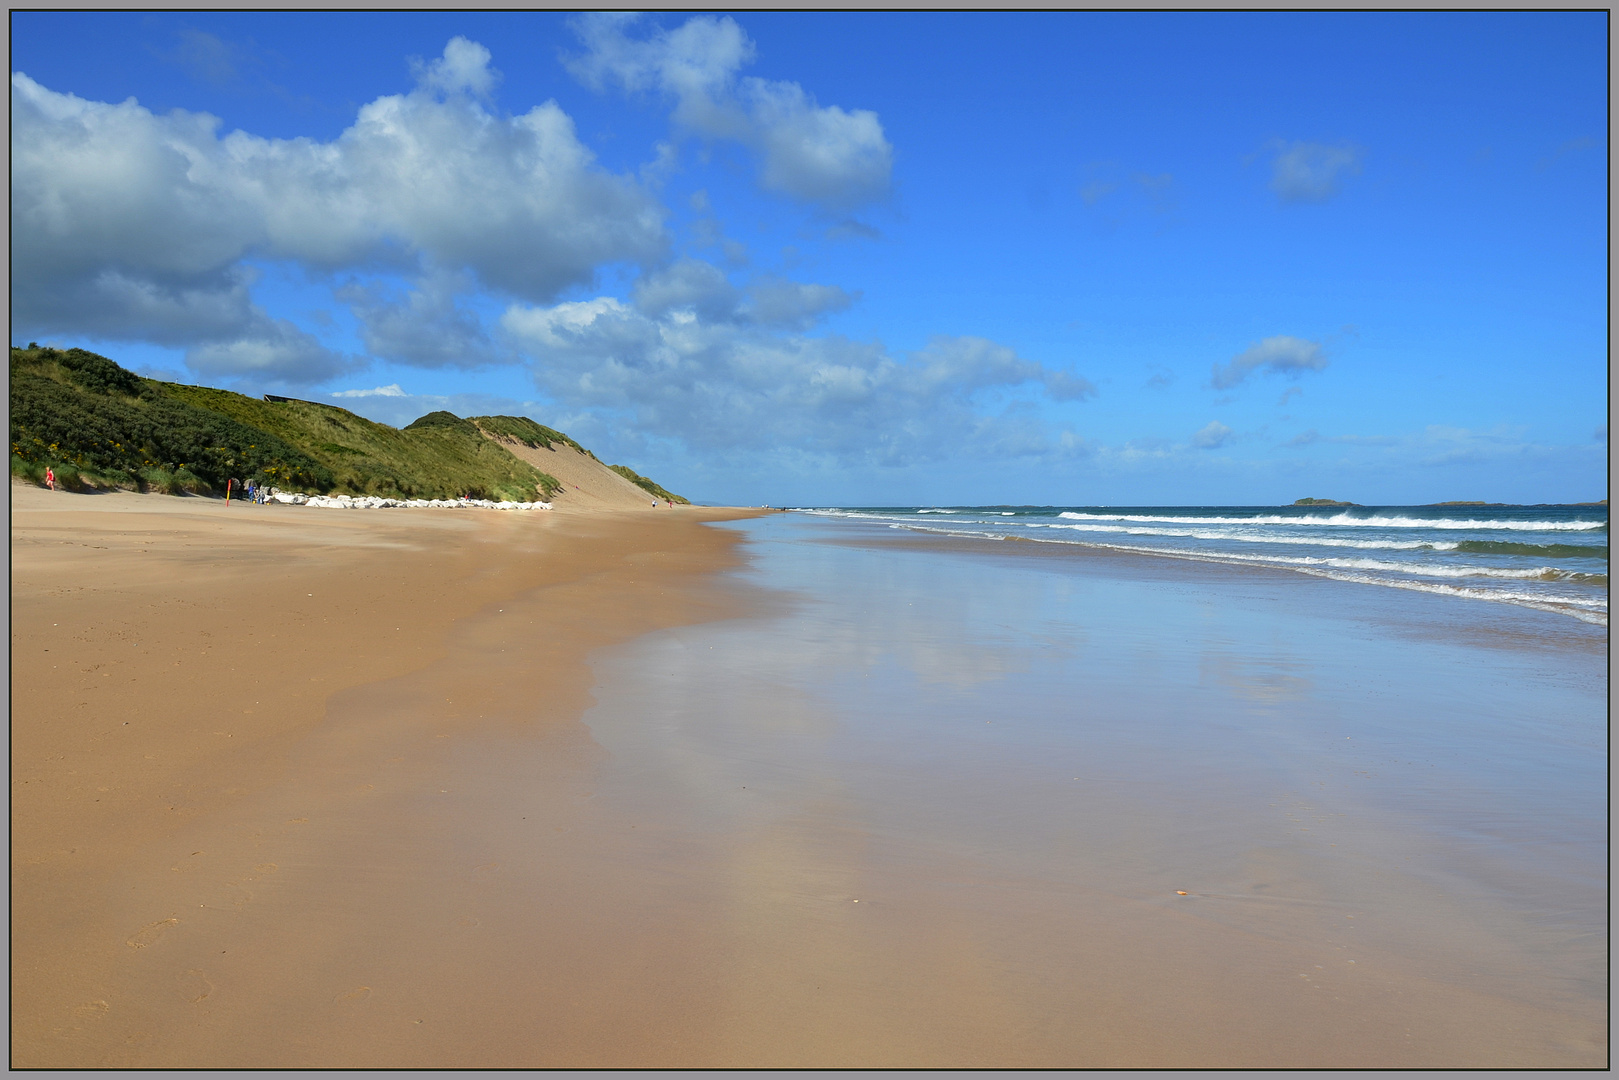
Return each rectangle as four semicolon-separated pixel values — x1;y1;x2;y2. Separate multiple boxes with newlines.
883;522;1607;623
1056;511;1604;532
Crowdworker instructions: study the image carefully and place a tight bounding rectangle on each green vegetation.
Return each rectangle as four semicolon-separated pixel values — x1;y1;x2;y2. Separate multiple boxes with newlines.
7;345;702;502
1293;497;1358;506
470;414;595;458
609;463;690;504
11;346;331;493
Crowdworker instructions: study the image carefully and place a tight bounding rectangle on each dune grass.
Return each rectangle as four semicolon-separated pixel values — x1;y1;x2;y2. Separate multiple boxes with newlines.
9;345;699;504
160;390;563;501
607;464;690;504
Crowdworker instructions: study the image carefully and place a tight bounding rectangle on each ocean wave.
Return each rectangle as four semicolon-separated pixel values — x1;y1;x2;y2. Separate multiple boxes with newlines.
884;523;1607;621
1294;571;1608;625
1034;522;1453;550
1055;511;1605;532
1041;540;1600;582
1451;540;1608;559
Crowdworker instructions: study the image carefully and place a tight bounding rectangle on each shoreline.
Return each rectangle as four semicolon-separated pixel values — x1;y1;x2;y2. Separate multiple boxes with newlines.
10;484;765;1067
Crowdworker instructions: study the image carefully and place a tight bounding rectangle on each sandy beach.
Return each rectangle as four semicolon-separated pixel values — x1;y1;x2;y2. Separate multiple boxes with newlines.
11;488;1606;1068
10;485;761;1067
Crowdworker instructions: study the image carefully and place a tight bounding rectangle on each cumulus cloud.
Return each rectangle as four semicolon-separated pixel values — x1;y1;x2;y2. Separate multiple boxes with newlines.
1192;421;1233;449
566;14;892;212
628;258;856;330
183;315;359;385
501;294;1093;460
11;41;666;381
411;35;499;96
1210;335;1328;390
337;270;507;369
1270;140;1362;203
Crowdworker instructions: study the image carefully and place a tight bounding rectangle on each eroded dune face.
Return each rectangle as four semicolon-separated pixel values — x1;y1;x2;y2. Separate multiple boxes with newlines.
490;437;671;510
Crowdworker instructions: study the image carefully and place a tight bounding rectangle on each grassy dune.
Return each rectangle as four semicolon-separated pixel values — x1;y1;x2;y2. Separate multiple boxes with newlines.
9;346;685;504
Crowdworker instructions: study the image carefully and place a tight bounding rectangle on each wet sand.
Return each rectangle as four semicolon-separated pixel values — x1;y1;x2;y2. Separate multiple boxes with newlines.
11;490;1606;1067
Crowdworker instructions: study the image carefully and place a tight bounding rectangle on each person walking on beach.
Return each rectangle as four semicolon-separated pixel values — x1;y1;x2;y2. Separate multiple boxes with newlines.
44;466;54;491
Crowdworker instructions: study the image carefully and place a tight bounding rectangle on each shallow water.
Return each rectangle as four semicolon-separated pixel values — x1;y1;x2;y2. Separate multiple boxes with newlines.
796;504;1609;624
575;512;1608;1066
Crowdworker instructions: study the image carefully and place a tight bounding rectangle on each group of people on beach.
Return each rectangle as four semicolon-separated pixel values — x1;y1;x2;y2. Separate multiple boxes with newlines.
228;478;270;504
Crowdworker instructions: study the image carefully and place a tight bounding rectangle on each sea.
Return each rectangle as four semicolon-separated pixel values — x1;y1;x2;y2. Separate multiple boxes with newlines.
568;508;1607;1062
791;503;1609;625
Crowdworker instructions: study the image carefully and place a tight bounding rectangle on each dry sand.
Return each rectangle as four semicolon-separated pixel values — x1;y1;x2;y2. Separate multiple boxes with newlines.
10;484;760;1067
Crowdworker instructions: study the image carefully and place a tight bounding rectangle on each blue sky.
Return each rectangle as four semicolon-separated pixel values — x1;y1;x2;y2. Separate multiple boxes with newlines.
11;12;1608;505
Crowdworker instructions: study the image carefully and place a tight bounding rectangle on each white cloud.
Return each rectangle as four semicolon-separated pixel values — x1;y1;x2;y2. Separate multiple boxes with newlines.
740;277;854;328
628;259;855;329
331;383;407;398
1192;421;1233;449
631;258;741;322
184;316;359;385
501;292;1093;461
10;40;666;382
1210;335;1328;390
566;14;893;212
411;36;498;97
1270;140;1363;203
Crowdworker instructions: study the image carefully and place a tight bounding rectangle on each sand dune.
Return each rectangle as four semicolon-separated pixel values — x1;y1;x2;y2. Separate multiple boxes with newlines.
487;437;675;511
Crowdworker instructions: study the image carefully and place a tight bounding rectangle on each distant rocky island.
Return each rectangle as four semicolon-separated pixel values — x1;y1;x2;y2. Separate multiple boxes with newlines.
1291;498;1607;508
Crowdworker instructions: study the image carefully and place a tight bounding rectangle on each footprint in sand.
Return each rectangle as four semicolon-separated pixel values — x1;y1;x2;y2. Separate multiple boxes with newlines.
255;864;278;875
72;1000;109;1018
473;862;501;876
334;986;372;1005
126;918;178;949
453;915;481;929
180;970;213;1005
